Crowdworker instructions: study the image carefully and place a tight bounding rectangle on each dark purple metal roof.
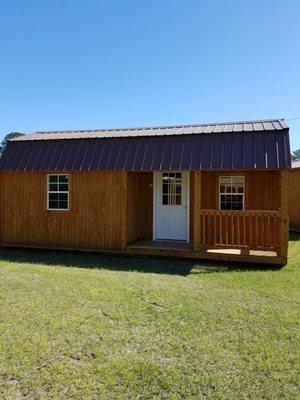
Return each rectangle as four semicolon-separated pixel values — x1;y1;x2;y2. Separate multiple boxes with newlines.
0;129;291;171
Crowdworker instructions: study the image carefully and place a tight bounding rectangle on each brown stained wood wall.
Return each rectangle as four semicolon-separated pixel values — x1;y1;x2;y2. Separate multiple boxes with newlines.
0;171;127;250
127;172;153;243
200;171;280;210
0;169;284;253
289;169;300;232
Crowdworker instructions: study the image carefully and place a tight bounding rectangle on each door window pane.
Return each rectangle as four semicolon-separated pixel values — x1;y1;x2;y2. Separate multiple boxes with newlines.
162;173;182;205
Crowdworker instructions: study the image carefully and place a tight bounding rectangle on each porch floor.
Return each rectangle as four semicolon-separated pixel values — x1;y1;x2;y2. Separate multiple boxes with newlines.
127;240;191;251
126;240;282;265
207;248;277;257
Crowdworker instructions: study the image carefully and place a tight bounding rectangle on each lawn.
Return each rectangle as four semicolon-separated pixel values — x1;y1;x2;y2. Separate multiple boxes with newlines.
0;236;299;400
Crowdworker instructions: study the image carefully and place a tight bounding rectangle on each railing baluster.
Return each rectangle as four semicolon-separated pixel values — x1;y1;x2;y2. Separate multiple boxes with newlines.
249;214;253;248
225;214;228;246
256;215;259;249
237;214;240;247
219;213;222;247
261;214;264;249
230;214;234;246
208;215;211;245
214;214;217;247
202;214;206;246
268;215;271;248
272;215;275;249
243;214;246;247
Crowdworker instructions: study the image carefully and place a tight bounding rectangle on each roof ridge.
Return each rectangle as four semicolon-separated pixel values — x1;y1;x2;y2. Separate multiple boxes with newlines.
33;118;286;135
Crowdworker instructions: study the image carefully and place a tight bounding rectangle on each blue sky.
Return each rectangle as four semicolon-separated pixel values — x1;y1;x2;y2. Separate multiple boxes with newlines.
0;0;299;150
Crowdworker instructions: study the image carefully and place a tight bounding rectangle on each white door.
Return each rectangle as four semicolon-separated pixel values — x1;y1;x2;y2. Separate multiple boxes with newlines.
153;171;189;241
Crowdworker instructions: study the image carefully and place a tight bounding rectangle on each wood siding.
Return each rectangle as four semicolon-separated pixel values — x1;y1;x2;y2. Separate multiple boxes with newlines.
0;171;127;250
127;172;153;243
0;169;287;264
289;168;300;232
200;171;280;210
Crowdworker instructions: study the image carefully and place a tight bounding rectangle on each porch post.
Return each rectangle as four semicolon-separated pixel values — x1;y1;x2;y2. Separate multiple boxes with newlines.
279;170;289;265
120;171;128;250
193;171;201;251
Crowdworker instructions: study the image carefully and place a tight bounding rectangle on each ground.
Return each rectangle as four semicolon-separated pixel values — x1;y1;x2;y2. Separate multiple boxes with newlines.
0;236;299;400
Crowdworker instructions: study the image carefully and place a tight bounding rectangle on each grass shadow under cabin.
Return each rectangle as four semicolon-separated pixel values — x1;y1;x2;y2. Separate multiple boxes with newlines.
0;240;291;276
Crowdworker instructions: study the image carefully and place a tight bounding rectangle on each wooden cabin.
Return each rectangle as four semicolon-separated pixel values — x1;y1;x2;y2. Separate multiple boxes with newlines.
0;118;291;266
289;161;300;232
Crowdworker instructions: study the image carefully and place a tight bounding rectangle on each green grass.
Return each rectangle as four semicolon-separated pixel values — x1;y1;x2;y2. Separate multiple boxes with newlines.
0;236;299;399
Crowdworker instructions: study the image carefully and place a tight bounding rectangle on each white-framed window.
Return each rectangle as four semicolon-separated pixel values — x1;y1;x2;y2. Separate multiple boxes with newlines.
219;176;244;210
162;172;182;205
47;174;69;210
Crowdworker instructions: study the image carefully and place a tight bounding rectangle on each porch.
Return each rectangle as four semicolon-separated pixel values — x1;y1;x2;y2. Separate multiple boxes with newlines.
126;208;282;265
125;170;289;265
126;239;280;264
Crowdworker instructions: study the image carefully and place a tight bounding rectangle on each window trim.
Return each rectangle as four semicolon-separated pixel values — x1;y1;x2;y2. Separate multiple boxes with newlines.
218;175;245;211
47;174;69;211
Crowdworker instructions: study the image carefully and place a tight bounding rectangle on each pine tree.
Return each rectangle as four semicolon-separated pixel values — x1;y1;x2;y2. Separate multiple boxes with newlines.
0;132;25;156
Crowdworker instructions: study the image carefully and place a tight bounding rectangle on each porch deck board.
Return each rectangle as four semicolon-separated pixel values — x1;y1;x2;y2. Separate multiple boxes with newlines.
127;240;191;251
126;240;282;265
207;248;278;257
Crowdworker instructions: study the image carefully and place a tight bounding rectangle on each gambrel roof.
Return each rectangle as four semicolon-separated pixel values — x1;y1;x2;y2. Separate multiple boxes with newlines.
0;119;291;171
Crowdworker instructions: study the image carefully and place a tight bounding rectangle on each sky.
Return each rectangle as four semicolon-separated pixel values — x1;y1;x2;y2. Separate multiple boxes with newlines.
0;0;299;150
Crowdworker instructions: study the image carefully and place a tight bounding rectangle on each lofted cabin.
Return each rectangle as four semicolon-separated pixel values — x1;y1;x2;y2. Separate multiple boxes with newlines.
0;118;291;265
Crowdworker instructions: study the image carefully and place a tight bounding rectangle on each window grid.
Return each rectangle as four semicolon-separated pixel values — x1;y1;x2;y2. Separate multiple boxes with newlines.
47;174;69;211
219;176;244;211
162;172;182;205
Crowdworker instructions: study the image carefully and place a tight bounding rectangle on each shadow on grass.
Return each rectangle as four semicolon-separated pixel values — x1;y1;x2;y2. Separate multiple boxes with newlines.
0;246;282;276
289;231;300;242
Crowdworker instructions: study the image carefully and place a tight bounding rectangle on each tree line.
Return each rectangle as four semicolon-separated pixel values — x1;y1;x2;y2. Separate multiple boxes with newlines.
291;149;300;162
0;132;25;156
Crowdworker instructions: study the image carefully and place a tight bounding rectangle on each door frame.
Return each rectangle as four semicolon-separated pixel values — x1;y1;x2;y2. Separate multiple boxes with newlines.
152;171;190;242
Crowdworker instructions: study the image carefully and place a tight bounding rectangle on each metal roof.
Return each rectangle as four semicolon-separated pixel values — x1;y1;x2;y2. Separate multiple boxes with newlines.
10;118;288;141
0;128;291;172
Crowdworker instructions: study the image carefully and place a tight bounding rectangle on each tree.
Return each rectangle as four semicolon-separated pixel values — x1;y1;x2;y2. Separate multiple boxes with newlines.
0;132;25;156
291;149;300;162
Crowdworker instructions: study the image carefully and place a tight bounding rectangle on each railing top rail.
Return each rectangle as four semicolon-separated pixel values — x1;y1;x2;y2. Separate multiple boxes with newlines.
199;209;282;217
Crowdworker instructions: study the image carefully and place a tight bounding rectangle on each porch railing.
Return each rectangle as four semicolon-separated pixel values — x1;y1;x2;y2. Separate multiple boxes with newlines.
199;209;282;251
